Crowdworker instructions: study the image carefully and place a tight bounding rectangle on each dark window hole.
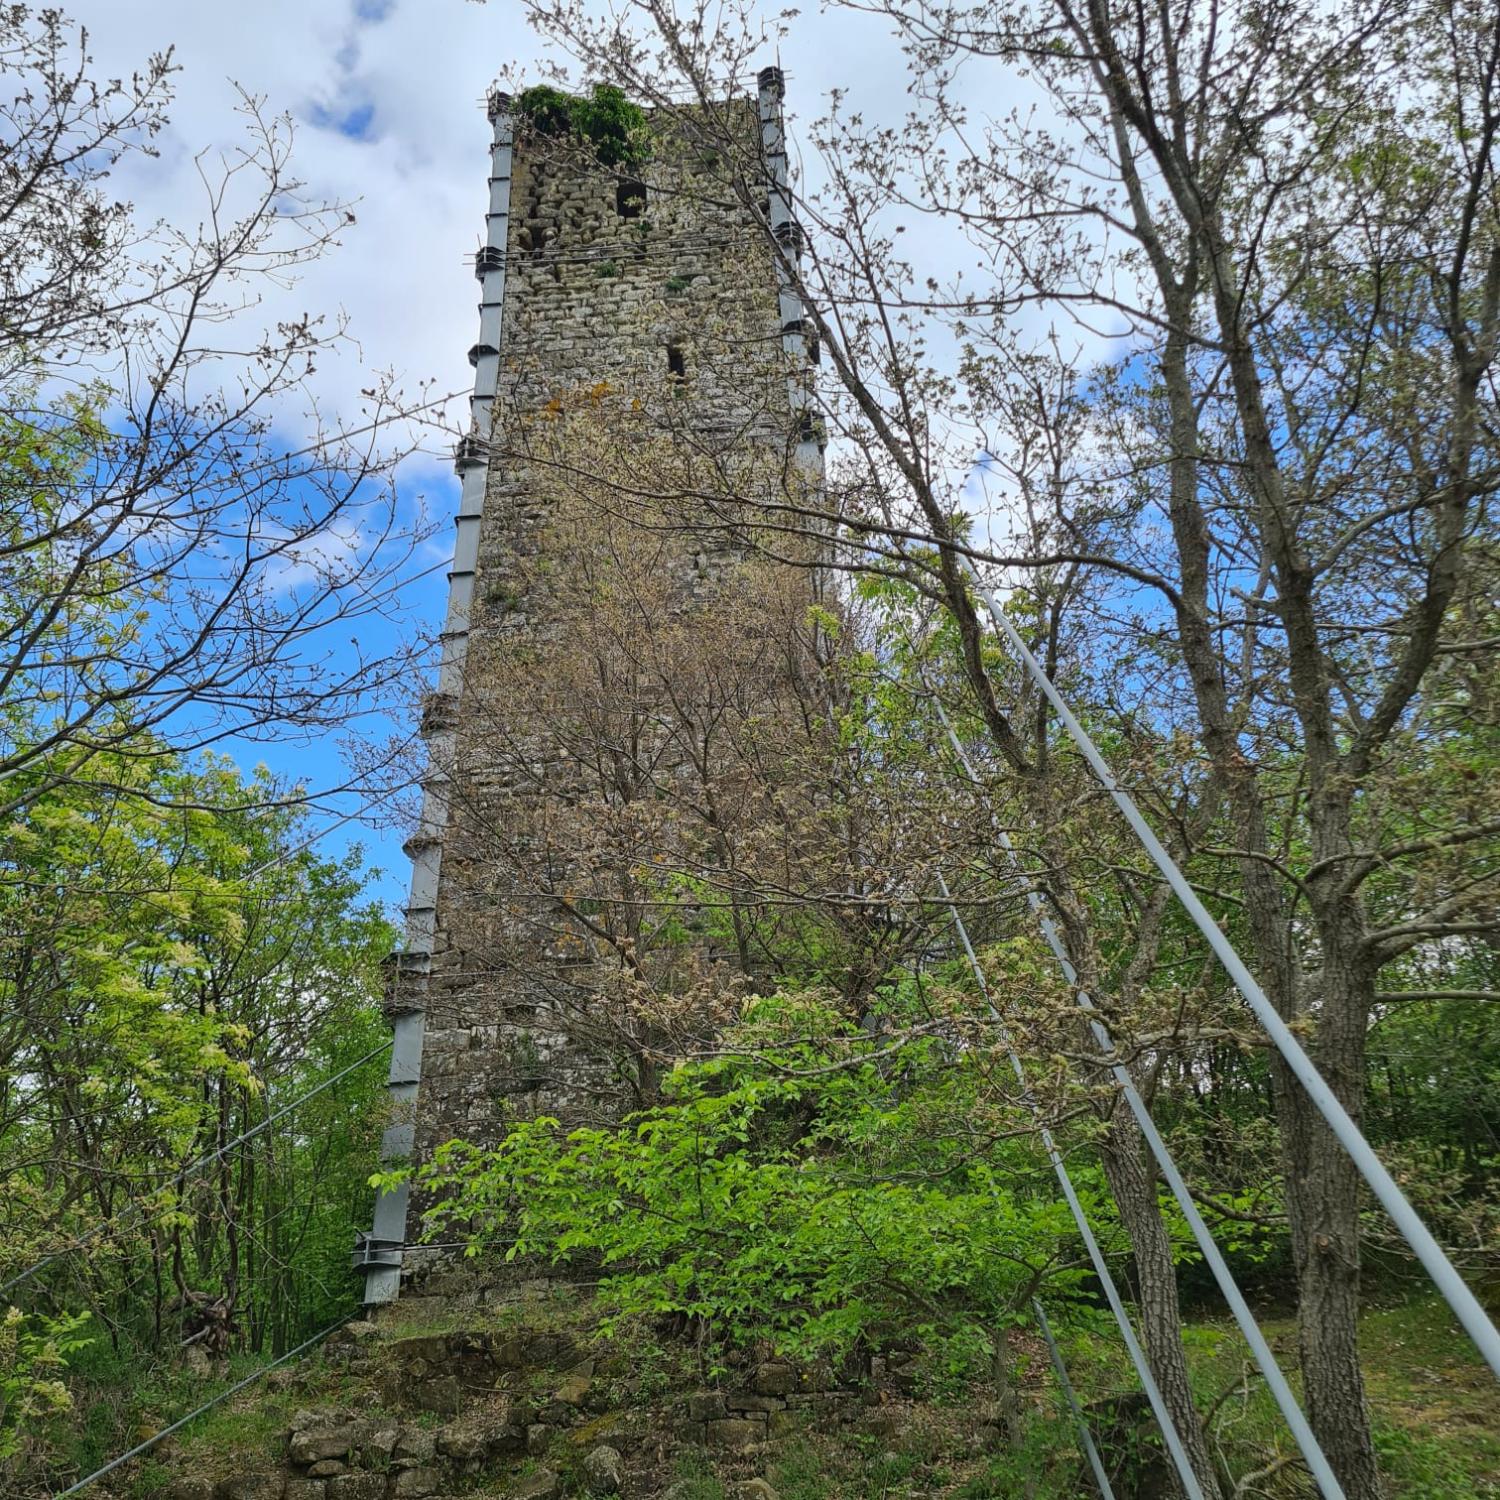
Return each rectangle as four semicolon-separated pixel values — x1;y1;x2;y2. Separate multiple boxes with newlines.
617;180;647;218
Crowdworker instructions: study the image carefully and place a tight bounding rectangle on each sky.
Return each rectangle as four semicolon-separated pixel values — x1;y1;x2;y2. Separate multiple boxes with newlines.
59;0;1085;918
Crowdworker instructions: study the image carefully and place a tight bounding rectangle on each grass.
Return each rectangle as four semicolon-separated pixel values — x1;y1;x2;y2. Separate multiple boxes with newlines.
1058;1294;1499;1499
37;1287;1496;1500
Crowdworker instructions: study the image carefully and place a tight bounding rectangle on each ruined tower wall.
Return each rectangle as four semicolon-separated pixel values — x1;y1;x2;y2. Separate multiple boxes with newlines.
359;74;818;1301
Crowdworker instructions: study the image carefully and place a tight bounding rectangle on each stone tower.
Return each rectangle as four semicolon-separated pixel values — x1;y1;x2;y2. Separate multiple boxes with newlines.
357;71;820;1303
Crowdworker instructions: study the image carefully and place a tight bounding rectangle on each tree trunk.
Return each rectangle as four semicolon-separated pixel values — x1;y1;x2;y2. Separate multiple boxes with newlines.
1271;909;1382;1500
1097;1106;1224;1499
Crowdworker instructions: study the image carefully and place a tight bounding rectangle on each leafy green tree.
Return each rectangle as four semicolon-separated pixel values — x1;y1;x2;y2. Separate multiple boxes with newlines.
0;742;393;1487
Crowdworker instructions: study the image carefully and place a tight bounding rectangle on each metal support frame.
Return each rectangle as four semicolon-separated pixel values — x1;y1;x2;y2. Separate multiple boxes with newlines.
933;696;1342;1496
953;557;1500;1385
358;90;514;1305
757;68;823;472
935;867;1199;1499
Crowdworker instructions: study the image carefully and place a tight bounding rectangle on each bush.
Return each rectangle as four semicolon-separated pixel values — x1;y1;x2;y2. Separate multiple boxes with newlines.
515;84;651;171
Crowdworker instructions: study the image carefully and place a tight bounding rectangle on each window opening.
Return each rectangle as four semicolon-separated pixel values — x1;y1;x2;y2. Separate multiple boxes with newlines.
616;180;646;218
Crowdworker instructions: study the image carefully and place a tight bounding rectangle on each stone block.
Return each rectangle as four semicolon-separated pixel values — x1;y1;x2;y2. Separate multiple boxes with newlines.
283;1482;326;1500
752;1363;795;1396
307;1461;346;1478
363;1427;399;1462
392;1466;441;1498
410;1375;461;1416
437;1421;488;1460
687;1391;726;1421
327;1477;386;1500
509;1472;562;1500
527;1422;554;1455
388;1335;449;1366
492;1335;528;1368
216;1479;283;1500
707;1417;766;1450
392;1430;435;1464
290;1423;365;1465
726;1394;785;1414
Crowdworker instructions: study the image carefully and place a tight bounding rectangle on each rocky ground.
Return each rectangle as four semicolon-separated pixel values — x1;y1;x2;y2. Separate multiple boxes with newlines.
135;1276;1050;1500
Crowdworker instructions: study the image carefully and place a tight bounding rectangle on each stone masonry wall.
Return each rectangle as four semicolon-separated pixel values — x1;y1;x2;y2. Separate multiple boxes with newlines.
403;98;817;1172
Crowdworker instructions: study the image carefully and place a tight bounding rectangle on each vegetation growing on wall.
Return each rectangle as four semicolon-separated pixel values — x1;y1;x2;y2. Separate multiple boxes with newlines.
514;83;651;171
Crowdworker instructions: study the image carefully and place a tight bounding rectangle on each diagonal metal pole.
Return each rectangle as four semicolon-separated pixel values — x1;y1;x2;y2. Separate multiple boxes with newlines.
956;557;1500;1384
936;870;1201;1499
931;696;1344;1498
51;1312;359;1497
1033;1295;1116;1500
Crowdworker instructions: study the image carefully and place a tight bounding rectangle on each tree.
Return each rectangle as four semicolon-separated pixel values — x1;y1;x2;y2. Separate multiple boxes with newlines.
0;4;436;822
0;743;393;1488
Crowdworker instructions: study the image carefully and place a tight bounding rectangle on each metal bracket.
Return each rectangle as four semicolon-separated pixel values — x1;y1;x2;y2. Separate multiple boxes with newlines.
351;1231;404;1272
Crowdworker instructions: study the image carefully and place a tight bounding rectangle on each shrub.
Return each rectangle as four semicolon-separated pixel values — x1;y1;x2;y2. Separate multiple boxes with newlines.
514;83;651;171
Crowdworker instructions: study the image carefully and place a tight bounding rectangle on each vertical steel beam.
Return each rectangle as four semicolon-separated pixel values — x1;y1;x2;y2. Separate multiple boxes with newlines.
356;91;514;1305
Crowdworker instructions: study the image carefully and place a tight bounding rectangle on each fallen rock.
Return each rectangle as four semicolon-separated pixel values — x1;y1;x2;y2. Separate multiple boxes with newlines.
554;1371;593;1406
734;1483;781;1500
688;1391;727;1421
527;1421;554;1455
510;1471;563;1500
582;1442;624;1494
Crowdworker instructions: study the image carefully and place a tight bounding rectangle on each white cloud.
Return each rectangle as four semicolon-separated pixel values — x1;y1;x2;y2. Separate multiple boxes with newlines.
70;0;540;440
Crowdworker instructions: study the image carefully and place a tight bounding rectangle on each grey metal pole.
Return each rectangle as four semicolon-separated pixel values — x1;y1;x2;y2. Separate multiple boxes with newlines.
1032;1296;1116;1500
356;90;515;1305
932;699;1345;1497
937;871;1208;1500
958;558;1500;1383
757;65;824;474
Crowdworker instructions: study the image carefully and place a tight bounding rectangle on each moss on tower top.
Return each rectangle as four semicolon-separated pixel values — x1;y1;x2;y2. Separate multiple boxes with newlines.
514;83;651;172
